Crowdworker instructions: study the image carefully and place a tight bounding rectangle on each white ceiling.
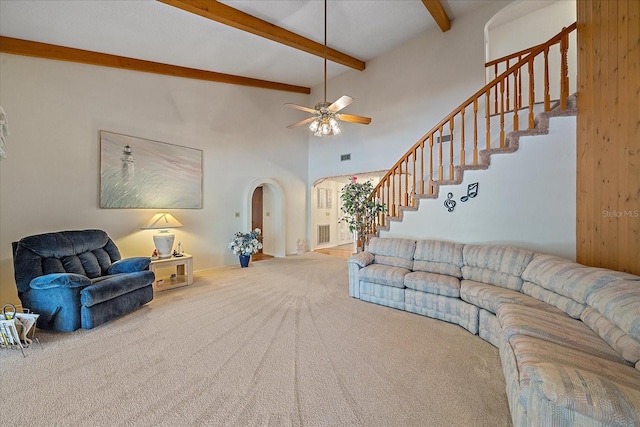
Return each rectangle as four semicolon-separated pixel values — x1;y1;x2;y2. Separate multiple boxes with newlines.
0;0;503;89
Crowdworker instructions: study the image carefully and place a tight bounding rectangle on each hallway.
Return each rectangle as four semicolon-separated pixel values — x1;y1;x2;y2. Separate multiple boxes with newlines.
314;243;354;260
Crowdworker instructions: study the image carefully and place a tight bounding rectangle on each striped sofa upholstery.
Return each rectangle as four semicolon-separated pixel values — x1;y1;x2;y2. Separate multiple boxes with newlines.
404;239;479;333
355;237;415;310
347;237;640;426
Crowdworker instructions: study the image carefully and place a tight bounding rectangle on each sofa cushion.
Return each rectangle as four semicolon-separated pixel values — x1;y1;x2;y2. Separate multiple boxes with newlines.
460;280;564;314
367;237;415;270
404;271;460;297
412;240;463;278
80;271;155;307
79;250;112;278
497;304;627;364
581;307;640;365
405;290;479;334
507;335;640;405
462;245;534;291
29;273;91;290
586;280;640;342
16;229;117;259
526;362;640;426
521;254;639;304
358;264;410;289
348;251;375;268
521;281;586;318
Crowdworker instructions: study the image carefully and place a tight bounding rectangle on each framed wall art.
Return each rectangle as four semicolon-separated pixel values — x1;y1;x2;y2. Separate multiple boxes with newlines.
100;131;203;209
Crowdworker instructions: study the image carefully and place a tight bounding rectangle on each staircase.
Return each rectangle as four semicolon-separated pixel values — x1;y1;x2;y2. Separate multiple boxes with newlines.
370;24;578;240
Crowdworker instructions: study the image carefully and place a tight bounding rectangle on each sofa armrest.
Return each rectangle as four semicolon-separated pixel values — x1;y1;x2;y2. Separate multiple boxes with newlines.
527;362;640;425
348;252;374;299
348;251;375;268
107;257;151;275
29;273;91;290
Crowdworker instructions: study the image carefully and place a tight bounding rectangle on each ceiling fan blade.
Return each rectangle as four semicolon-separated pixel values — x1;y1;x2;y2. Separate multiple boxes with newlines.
287;117;315;129
338;113;372;125
328;95;354;112
285;103;318;114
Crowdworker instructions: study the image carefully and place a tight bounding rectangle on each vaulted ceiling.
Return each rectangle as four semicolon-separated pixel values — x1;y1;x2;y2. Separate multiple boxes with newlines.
0;0;503;93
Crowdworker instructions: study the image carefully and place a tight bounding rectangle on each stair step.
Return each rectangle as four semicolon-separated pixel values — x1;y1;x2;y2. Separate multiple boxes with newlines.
399;206;419;212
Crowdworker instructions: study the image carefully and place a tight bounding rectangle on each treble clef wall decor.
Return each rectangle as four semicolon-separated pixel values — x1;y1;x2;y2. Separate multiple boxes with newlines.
444;192;456;212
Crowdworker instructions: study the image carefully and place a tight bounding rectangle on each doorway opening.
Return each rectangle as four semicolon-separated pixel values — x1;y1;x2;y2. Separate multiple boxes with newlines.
311;170;386;254
245;178;286;258
251;186;272;261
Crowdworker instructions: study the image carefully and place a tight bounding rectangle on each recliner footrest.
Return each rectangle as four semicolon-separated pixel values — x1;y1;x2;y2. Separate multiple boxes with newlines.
80;271;155;307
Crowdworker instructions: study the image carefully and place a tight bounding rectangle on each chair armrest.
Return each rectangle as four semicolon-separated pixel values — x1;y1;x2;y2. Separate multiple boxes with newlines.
107;257;151;275
29;273;91;290
348;251;375;268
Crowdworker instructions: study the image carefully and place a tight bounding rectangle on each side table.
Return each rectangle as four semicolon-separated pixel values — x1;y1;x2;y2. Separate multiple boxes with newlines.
150;253;194;292
1;310;40;356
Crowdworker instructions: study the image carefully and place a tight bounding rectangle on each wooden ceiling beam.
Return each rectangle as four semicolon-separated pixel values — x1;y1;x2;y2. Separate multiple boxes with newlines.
421;0;451;32
0;36;311;94
157;0;366;71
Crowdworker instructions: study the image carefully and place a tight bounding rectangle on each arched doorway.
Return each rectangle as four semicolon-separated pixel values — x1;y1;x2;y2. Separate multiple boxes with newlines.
244;178;286;257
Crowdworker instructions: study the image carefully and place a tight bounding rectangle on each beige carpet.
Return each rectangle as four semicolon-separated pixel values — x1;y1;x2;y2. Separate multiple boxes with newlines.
0;253;511;426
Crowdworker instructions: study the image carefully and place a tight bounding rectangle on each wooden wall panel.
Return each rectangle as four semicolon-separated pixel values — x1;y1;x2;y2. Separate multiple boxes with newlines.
577;0;640;275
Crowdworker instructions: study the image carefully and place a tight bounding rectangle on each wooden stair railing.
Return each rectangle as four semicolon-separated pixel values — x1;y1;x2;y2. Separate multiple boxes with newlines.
371;23;576;232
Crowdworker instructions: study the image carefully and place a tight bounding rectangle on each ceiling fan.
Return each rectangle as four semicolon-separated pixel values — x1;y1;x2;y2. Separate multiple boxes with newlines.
285;0;371;137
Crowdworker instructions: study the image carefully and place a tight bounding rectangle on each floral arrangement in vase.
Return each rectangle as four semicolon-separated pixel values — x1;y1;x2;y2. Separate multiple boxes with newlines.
339;176;386;251
229;228;263;256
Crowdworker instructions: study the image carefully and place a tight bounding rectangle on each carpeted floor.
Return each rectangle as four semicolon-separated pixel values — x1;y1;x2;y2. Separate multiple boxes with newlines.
0;252;511;426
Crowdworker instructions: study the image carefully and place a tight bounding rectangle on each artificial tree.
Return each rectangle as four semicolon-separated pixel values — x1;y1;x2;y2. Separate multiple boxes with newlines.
339;176;387;251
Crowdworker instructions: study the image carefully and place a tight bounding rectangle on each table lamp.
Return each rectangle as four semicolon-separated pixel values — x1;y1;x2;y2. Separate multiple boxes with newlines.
142;213;183;258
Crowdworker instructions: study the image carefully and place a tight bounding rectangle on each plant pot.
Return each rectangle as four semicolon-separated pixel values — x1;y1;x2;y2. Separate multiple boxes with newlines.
239;255;251;268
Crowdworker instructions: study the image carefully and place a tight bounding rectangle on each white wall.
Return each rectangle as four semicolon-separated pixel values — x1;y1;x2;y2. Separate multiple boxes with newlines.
486;0;576;62
485;1;577;99
382;116;577;260
262;185;276;255
308;2;510;185
0;53;309;306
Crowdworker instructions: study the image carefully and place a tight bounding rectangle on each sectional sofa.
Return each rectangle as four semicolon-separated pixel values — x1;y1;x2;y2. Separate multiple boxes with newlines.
348;237;640;426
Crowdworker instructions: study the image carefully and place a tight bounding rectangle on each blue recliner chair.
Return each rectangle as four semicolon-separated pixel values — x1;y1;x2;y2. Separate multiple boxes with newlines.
12;229;155;332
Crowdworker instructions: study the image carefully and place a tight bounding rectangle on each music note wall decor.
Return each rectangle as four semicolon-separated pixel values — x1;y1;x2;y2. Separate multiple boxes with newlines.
461;182;479;202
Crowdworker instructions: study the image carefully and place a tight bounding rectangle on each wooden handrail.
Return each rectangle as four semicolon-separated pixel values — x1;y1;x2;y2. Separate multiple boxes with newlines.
370;23;577;233
485;42;543;68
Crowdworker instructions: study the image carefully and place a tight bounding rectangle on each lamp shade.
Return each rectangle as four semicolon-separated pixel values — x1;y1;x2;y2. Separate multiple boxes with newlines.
142;213;183;259
142;213;183;230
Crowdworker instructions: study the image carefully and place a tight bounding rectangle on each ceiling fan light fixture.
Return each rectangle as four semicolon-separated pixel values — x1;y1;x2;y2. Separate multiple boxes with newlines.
330;117;341;135
285;0;370;136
